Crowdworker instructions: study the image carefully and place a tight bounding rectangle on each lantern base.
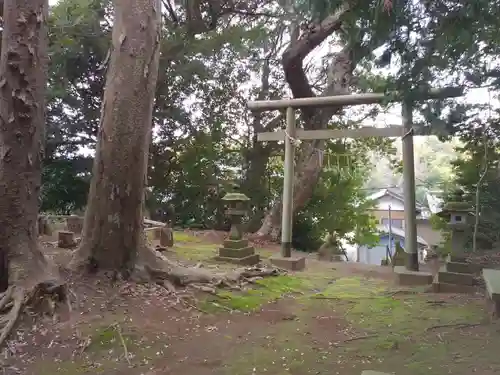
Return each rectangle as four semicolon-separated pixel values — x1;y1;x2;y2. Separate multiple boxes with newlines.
216;238;260;266
218;246;255;259
214;253;260;266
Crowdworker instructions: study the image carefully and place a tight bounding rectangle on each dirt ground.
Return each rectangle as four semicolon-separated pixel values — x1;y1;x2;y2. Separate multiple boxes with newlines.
2;231;500;375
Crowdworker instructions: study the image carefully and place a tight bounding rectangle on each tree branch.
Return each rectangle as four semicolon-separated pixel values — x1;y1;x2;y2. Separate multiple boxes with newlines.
282;3;351;102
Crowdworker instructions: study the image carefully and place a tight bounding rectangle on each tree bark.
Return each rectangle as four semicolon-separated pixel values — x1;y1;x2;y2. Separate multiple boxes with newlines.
72;0;162;275
0;0;49;288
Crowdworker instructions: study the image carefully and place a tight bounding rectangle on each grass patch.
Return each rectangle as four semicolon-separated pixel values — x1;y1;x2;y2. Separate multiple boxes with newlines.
173;231;202;243
174;243;218;261
201;275;311;312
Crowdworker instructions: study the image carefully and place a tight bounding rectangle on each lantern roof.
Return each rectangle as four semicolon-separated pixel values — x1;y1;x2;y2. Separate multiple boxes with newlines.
222;192;250;202
436;201;473;217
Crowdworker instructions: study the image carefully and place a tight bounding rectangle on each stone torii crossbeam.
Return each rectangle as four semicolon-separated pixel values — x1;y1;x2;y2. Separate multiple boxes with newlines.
248;87;464;273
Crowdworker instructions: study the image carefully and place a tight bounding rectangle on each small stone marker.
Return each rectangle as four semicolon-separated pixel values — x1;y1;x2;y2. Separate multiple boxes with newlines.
58;231;77;249
160;225;174;247
37;215;52;236
66;215;84;234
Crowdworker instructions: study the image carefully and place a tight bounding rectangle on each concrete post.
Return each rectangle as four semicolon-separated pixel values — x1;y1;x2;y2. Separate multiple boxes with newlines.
281;107;295;257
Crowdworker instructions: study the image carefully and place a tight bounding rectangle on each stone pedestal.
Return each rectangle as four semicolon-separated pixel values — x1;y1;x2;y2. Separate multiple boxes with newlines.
215;239;260;265
394;266;433;286
269;255;306;271
431;255;481;294
58;231;77;249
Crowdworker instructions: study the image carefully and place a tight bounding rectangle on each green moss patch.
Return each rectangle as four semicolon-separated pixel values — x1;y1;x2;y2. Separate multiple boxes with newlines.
222;275;496;375
201;275;311;312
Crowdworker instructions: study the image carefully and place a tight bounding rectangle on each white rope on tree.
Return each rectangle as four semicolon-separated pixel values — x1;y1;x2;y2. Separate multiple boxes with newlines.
280;124;364;178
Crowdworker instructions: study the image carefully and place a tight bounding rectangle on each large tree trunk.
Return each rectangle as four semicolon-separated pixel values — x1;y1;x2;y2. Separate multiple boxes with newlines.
256;4;371;238
71;0;162;275
0;0;49;288
0;0;67;347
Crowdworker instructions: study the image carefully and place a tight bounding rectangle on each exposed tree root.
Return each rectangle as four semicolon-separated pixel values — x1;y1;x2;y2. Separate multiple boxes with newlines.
0;287;24;346
0;286;14;311
136;246;282;290
0;280;70;348
133;246;282;313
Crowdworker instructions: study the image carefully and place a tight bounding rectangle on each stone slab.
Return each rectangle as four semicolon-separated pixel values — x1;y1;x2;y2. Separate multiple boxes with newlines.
218;246;255;259
438;266;474;286
446;261;477;274
432;280;477;294
214;253;260;265
269;255;306;271
447;254;468;263
394;266;433;286
482;268;500;302
223;239;249;248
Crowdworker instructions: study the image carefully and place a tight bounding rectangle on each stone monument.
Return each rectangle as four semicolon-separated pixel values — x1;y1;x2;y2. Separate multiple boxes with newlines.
433;192;481;293
436;190;472;260
215;187;260;265
67;215;84;234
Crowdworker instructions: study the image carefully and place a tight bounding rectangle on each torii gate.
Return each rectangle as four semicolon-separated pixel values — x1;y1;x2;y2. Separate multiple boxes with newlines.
248;87;464;271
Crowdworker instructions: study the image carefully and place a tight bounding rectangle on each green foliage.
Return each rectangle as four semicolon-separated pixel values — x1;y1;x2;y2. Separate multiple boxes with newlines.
294;143;379;251
41;159;90;214
441;106;500;250
292;212;324;252
42;0;500;248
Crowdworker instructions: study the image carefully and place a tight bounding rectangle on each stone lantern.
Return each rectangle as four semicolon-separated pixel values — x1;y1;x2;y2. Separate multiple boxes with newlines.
436;191;473;261
222;190;250;241
214;187;260;265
